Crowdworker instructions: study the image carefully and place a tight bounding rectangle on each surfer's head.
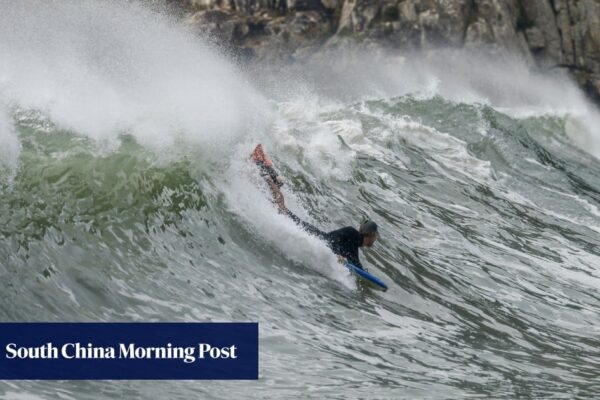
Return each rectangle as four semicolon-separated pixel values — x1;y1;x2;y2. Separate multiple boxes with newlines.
359;220;378;247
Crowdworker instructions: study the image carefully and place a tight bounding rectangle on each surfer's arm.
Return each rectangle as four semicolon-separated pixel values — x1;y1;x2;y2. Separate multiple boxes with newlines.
334;246;363;269
347;249;364;270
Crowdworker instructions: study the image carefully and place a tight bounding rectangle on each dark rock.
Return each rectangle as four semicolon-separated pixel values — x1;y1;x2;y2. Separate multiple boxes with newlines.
526;26;546;50
180;0;600;102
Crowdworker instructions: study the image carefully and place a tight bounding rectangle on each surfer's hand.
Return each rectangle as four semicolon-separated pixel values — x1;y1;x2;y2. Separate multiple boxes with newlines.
337;256;347;264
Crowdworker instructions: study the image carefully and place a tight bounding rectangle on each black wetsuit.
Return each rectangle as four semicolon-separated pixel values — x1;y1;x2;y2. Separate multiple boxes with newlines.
326;226;364;269
286;211;365;269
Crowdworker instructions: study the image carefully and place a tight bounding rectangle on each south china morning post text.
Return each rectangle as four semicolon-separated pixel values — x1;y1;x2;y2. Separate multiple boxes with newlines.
0;323;258;379
5;342;238;364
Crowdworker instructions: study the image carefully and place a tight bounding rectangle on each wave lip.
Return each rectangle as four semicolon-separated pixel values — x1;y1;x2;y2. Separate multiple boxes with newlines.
0;0;266;154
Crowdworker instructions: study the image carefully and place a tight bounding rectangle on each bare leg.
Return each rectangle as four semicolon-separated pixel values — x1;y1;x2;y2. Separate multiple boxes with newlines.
250;144;326;238
268;179;288;214
251;144;287;213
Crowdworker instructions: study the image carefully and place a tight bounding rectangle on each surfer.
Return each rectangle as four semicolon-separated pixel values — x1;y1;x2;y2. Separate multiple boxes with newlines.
250;144;378;270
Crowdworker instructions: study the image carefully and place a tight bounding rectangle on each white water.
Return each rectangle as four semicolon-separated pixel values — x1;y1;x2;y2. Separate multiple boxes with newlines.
0;0;266;153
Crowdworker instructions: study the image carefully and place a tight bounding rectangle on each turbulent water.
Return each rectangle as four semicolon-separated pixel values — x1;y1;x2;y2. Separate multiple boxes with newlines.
3;1;600;399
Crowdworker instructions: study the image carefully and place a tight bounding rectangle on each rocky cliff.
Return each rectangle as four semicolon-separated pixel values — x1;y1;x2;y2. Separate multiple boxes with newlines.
175;0;600;101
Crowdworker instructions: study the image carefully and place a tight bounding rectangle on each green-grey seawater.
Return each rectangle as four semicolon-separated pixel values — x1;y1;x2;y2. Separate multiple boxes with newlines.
2;1;600;399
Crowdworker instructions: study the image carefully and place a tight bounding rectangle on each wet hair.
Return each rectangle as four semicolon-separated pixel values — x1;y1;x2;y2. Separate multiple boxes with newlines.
359;220;378;236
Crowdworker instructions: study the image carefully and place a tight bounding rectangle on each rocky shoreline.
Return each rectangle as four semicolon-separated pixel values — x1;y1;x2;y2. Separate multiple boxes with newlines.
172;0;600;102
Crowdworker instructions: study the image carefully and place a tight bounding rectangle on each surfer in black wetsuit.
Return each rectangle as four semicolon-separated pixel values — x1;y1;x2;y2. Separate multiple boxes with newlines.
250;144;379;270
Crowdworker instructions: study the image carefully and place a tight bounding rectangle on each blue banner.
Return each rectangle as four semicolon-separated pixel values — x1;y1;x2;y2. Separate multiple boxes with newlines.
0;323;258;380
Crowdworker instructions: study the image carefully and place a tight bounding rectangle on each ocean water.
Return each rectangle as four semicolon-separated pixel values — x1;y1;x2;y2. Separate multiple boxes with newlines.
2;1;600;399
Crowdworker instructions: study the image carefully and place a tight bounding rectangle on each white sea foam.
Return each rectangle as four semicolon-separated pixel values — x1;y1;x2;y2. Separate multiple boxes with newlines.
0;0;266;155
0;103;20;182
256;48;600;159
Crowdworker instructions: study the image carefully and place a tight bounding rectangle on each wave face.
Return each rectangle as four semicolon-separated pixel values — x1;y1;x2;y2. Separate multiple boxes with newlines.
3;1;600;399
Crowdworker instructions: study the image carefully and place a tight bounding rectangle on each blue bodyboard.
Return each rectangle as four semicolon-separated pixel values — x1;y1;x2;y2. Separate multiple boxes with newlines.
343;262;388;291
